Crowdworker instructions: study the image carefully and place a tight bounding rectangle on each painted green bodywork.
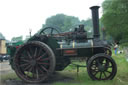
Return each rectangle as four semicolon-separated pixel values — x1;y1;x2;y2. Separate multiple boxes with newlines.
8;34;107;71
7;41;24;55
7;41;24;69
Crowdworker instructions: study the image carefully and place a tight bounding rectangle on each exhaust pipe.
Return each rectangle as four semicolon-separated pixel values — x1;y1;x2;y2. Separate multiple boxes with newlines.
90;6;100;38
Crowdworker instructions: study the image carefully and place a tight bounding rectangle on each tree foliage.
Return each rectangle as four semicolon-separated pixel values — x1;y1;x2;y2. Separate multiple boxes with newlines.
81;19;93;37
102;0;128;43
43;14;81;32
81;19;93;31
41;14;93;38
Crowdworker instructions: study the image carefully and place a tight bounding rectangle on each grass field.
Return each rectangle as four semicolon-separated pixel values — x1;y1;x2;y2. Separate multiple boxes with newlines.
54;53;128;85
1;52;128;85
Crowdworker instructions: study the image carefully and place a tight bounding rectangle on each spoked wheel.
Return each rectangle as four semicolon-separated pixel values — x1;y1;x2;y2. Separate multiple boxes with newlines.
104;47;112;56
39;27;60;35
13;41;56;83
86;57;90;66
87;53;117;80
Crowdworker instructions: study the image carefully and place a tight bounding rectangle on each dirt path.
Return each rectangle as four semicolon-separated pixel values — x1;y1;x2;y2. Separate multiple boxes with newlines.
5;72;75;85
0;61;13;74
0;61;14;85
0;61;76;85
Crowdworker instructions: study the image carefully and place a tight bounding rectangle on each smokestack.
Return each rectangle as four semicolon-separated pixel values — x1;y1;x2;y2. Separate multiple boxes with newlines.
90;6;100;38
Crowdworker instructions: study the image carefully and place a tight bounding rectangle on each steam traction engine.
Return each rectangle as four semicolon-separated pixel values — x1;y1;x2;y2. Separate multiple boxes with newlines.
9;6;117;83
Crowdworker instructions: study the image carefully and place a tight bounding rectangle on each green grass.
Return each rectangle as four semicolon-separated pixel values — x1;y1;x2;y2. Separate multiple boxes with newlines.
0;72;19;83
53;53;128;85
1;52;128;85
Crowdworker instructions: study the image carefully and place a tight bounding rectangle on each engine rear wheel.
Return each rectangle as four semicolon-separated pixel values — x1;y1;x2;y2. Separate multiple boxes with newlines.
13;41;56;83
87;53;117;80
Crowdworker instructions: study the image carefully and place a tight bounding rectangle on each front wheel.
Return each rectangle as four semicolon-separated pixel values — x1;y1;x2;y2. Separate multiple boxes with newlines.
87;53;117;80
13;41;56;83
104;47;112;56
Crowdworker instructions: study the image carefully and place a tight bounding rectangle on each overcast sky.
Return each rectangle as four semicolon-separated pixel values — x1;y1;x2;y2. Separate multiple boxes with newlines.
0;0;104;40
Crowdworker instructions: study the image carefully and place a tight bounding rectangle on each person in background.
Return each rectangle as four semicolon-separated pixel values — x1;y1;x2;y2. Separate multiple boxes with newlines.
114;43;118;55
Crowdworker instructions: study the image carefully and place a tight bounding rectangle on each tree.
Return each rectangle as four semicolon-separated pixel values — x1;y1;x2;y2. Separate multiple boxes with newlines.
40;14;94;38
102;0;128;43
81;19;93;37
42;14;80;32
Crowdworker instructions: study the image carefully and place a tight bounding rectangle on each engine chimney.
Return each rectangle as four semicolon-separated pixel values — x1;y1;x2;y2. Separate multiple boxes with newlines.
90;6;100;38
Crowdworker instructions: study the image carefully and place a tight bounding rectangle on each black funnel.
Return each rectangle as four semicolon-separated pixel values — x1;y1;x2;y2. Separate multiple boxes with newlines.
90;6;100;38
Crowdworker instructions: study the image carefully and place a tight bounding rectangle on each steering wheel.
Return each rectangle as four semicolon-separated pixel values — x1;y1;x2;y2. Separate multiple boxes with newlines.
39;27;60;35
